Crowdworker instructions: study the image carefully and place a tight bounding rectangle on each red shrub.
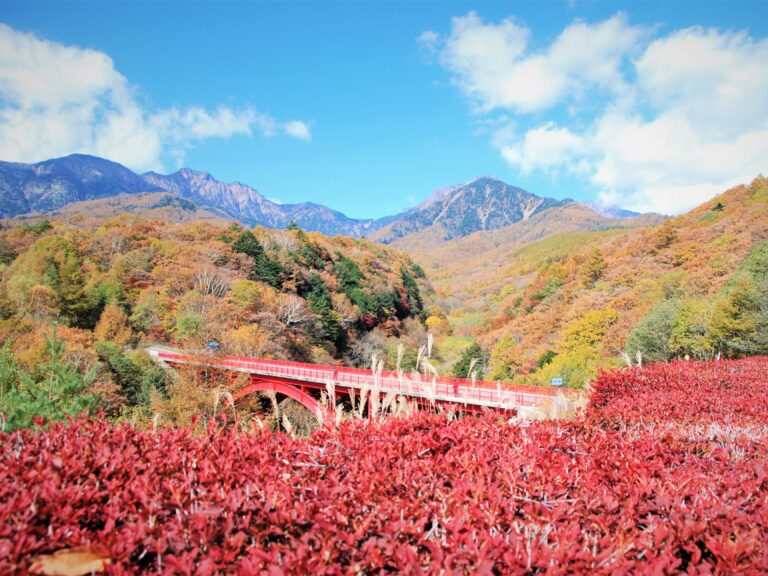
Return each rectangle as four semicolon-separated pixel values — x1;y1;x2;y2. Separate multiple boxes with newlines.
1;357;767;574
588;356;768;427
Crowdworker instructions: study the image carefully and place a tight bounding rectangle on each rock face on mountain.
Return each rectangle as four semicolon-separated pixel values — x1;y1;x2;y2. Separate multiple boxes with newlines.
0;155;648;242
0;155;374;236
369;177;569;243
0;155;161;218
143;168;283;224
143;168;374;236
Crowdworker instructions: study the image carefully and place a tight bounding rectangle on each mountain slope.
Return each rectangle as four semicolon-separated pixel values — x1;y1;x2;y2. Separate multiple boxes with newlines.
0;215;436;366
441;176;768;388
580;201;642;219
369;177;569;243
142;168;282;223
6;192;224;226
0;154;161;218
394;202;663;304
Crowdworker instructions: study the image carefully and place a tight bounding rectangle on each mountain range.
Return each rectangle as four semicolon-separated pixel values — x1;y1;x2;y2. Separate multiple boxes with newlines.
142;168;373;236
369;177;571;243
0;154;647;241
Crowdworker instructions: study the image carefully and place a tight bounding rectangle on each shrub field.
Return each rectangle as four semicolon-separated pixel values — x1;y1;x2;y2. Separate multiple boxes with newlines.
2;357;767;574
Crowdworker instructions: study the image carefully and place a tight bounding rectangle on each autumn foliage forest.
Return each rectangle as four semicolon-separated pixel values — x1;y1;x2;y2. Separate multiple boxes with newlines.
1;178;767;431
0;216;433;430
434;177;768;387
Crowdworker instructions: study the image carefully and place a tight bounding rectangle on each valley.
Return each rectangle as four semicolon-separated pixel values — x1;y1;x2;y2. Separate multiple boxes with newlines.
2;154;766;391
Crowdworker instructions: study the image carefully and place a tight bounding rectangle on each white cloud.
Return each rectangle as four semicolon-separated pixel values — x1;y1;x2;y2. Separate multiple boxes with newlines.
0;24;311;171
417;30;440;53
590;111;768;213
283;120;312;141
427;14;768;213
589;27;768;213
636;27;767;135
499;122;586;175
439;12;644;113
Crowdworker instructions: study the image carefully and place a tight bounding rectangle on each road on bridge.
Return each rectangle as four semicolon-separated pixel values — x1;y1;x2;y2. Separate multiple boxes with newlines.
147;347;572;417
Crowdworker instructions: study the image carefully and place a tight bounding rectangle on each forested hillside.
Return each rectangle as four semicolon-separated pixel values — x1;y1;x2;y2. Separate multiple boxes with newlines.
395;202;661;295
8;192;224;225
0;216;433;429
438;177;768;387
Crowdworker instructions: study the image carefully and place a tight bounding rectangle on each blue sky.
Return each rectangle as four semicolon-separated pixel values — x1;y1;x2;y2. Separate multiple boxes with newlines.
1;1;766;218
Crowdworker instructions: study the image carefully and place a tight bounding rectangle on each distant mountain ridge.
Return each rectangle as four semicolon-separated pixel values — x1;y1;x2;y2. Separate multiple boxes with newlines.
6;192;224;226
0;154;646;241
0;155;162;217
580;201;641;219
369;176;570;243
0;155;374;236
143;168;374;236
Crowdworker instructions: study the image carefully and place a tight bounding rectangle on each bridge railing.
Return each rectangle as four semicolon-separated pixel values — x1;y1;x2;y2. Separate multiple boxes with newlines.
150;349;569;409
223;354;567;402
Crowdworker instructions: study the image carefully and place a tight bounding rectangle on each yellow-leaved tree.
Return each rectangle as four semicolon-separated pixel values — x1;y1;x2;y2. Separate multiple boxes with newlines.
94;303;133;345
224;324;270;357
488;333;521;381
536;308;618;388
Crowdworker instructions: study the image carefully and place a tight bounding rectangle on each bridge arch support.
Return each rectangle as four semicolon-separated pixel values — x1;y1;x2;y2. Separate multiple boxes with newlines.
233;378;323;421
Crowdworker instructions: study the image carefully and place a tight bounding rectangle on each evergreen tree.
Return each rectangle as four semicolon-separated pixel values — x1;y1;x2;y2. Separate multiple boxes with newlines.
0;345;19;417
253;255;285;289
411;262;426;279
334;254;363;294
21;220;53;234
56;243;89;325
305;274;341;345
451;342;485;380
349;289;376;316
297;240;326;270
233;230;265;261
232;230;284;289
400;266;423;318
749;278;768;354
625;300;681;362
1;325;98;431
536;350;558;369
96;343;166;407
0;238;16;265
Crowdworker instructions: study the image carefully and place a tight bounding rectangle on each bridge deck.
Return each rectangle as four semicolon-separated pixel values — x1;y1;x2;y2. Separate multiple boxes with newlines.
147;348;568;412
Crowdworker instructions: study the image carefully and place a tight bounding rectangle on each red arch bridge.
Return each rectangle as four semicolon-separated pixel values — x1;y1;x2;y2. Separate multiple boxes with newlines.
147;347;573;420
